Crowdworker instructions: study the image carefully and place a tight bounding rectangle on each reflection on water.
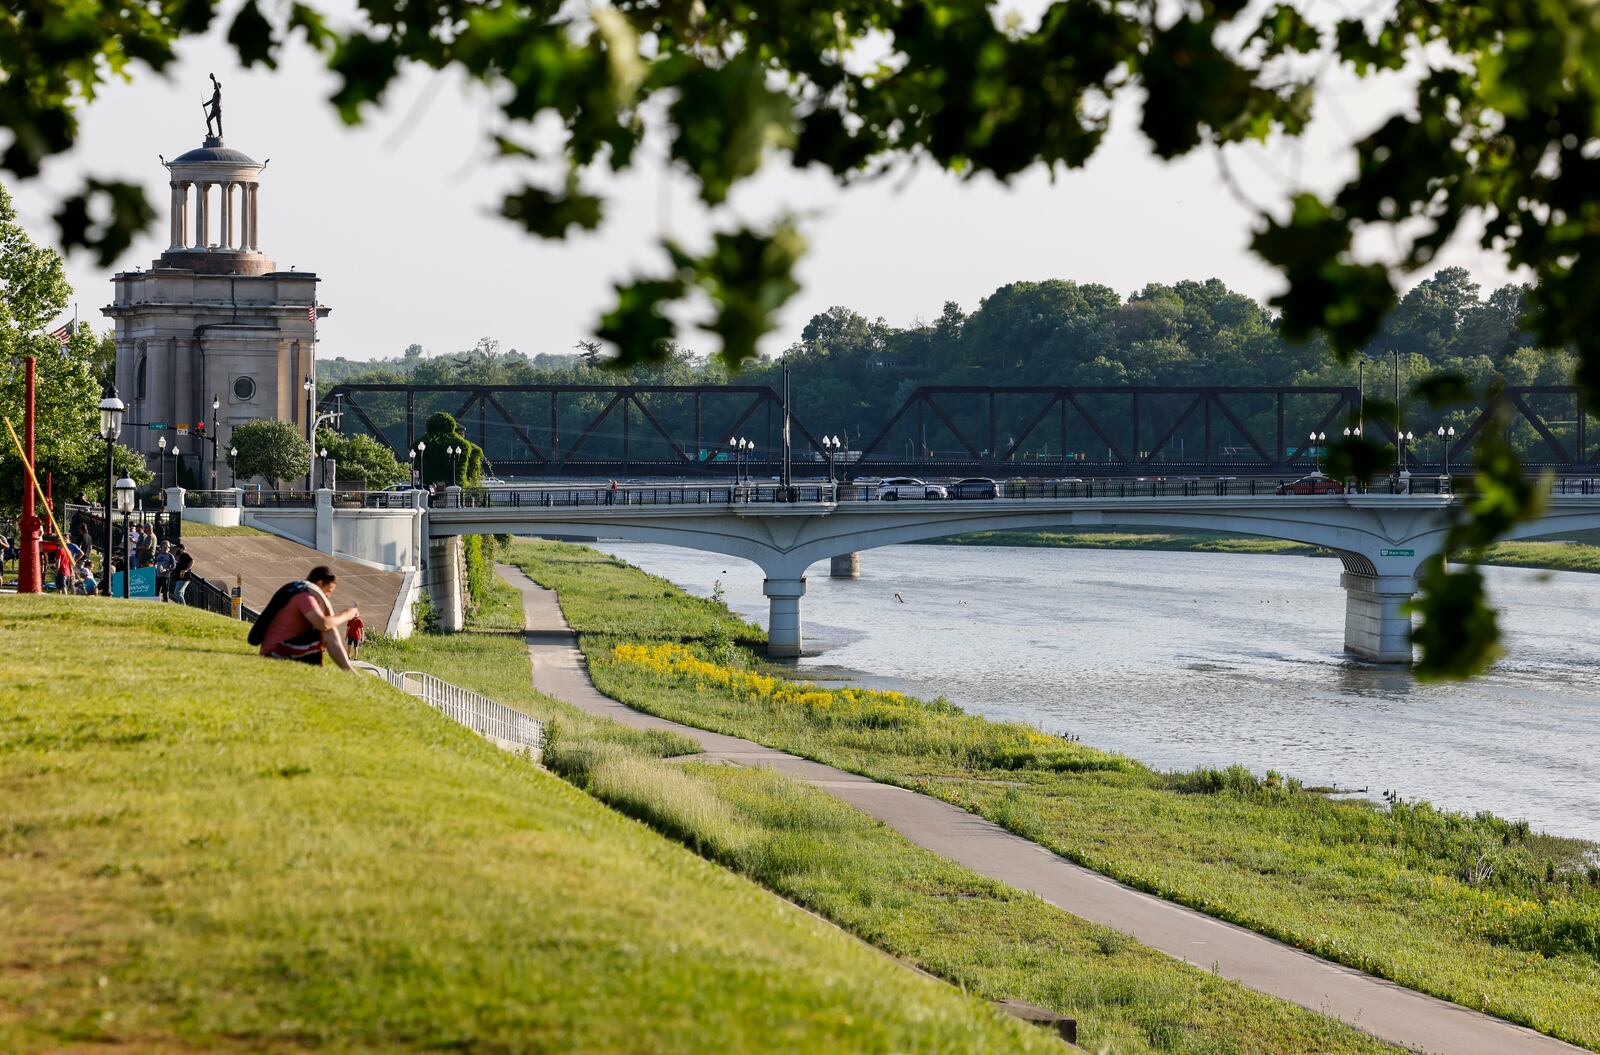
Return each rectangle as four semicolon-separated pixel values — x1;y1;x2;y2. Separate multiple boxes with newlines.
594;541;1600;841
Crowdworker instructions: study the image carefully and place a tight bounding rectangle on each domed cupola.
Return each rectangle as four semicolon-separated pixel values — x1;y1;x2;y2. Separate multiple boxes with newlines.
158;77;274;275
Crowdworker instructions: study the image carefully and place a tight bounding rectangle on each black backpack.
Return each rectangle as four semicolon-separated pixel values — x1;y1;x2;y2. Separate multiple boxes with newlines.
248;581;311;646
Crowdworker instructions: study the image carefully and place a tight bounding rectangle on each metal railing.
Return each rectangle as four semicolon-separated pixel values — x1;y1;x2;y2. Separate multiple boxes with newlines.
241;489;317;508
186;575;259;621
375;668;545;755
433;475;1480;509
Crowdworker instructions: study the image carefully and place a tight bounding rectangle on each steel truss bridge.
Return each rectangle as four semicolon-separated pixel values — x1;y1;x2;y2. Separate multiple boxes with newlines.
319;382;1600;479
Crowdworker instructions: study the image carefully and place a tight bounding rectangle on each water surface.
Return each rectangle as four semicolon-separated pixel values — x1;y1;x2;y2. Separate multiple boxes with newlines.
594;541;1600;841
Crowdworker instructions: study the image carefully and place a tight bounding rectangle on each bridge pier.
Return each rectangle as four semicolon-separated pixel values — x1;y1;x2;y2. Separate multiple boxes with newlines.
1341;573;1416;664
830;552;860;578
763;577;806;657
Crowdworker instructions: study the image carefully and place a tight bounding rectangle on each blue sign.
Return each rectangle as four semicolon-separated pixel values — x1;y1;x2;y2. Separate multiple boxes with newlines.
110;566;159;600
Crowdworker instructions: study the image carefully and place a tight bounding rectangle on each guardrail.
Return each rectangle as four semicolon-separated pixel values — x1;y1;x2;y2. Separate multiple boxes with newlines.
436;475;1472;509
208;472;1600;513
372;667;544;757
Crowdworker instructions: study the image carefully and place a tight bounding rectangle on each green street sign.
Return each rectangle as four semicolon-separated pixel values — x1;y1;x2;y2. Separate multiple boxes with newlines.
147;421;168;430
1380;548;1415;557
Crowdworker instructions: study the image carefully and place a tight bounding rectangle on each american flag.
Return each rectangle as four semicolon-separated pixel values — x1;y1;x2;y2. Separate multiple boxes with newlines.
307;303;316;322
48;323;71;344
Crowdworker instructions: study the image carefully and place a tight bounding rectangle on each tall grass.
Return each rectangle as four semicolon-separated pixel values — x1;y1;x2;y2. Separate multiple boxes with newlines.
506;538;1600;1051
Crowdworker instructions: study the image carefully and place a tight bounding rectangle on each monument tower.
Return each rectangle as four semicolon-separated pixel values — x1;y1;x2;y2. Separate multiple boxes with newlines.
104;79;327;486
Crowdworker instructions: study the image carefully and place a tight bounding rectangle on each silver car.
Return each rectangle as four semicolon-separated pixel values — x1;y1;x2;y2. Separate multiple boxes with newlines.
876;476;948;500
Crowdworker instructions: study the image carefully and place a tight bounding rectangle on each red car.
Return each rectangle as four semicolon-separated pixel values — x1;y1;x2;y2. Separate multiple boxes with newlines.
1275;474;1345;495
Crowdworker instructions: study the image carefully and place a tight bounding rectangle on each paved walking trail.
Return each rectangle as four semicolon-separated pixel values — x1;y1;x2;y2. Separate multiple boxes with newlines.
499;563;1583;1055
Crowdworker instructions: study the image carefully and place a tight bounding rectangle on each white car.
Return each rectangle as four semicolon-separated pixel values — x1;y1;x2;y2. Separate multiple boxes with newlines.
876;476;947;500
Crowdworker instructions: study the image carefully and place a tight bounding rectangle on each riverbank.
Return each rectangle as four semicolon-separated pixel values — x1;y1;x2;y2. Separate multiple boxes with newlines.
507;540;1600;1051
0;594;1057;1054
931;527;1600;573
366;561;1410;1054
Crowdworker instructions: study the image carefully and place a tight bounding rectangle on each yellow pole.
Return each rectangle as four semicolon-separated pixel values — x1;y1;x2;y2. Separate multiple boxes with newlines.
3;415;71;564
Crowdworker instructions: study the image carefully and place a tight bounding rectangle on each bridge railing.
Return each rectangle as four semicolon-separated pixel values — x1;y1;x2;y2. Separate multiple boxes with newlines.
368;667;544;757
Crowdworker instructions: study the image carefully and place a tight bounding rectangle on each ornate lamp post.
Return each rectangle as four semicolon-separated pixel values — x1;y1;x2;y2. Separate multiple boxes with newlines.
1437;425;1456;476
822;435;843;484
449;444;461;486
1342;426;1362;492
408;446;417;485
1400;430;1415;471
1309;431;1327;473
229;446;239;488
169;444;181;493
303;375;315;491
416;439;427;486
319;447;329;488
114;475;136;598
157;434;167;494
97;386;125;597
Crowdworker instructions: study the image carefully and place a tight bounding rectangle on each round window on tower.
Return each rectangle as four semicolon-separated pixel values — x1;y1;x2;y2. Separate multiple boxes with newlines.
233;376;256;402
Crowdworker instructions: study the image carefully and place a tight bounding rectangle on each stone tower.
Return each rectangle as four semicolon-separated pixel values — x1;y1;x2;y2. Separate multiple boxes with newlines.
103;120;327;487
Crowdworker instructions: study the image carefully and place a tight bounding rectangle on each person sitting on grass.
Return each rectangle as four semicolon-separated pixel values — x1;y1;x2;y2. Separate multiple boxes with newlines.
249;566;360;670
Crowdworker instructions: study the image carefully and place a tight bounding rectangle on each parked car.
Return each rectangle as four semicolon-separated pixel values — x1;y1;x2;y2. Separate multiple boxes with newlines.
875;476;948;500
950;477;1000;499
1275;473;1345;495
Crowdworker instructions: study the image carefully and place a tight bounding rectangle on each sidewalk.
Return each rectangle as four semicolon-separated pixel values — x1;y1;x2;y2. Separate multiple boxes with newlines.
497;563;1584;1055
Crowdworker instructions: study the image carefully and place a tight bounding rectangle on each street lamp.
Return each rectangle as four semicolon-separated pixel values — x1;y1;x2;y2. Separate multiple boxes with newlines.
229;446;238;488
97;385;125;597
1309;431;1326;473
157;434;167;495
1400;430;1415;471
303;375;315;491
1437;425;1456;476
822;434;843;484
170;444;181;494
319;447;329;489
408;447;417;485
114;475;136;598
416;439;427;486
449;444;461;486
210;394;220;490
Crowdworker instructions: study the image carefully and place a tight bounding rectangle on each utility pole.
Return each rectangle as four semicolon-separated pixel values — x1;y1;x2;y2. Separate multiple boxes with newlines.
16;358;41;593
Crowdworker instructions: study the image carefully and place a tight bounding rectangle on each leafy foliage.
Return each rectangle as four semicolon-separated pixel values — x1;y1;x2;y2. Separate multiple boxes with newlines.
231;418;310;489
314;425;405;489
417;411;485;487
0;184;147;509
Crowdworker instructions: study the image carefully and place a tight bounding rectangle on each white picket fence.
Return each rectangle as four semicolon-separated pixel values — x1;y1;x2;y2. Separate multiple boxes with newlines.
363;664;544;759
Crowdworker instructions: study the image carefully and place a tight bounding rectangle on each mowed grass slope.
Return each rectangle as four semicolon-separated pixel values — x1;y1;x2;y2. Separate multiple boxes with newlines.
365;572;1405;1055
0;595;1057;1054
505;540;1600;1051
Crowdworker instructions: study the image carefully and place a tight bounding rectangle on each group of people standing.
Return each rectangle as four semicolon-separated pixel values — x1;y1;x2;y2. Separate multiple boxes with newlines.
0;508;194;601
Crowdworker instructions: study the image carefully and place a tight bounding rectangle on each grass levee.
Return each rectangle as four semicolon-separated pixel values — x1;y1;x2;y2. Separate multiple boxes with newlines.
505;539;1600;1051
365;568;1409;1054
1;592;1065;1054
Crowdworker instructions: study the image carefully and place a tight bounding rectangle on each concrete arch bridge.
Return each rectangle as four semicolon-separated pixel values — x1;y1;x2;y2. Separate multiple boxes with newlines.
427;485;1600;664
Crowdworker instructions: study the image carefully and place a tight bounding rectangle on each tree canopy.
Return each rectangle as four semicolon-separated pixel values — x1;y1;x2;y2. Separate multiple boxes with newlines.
0;184;147;507
231;418;310;489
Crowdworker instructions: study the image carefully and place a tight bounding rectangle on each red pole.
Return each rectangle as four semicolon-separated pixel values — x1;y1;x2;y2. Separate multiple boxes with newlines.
16;356;42;593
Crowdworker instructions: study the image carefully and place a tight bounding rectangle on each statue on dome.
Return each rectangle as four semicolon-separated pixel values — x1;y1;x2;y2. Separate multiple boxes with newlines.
202;73;224;140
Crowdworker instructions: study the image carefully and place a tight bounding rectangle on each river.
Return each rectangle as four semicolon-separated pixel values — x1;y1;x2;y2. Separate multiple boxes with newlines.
593;542;1600;842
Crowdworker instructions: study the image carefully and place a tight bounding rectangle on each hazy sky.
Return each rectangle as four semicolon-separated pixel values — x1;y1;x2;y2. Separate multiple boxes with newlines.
13;10;1522;365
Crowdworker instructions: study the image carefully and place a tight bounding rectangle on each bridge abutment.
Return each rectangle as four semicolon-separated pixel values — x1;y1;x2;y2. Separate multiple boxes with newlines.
426;536;466;632
830;552;860;578
764;577;807;657
1341;573;1416;665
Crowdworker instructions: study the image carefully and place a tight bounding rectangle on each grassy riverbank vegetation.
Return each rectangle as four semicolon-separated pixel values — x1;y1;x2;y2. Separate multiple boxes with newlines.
0;594;1063;1054
933;528;1600;575
505;540;1600;1051
365;572;1408;1054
